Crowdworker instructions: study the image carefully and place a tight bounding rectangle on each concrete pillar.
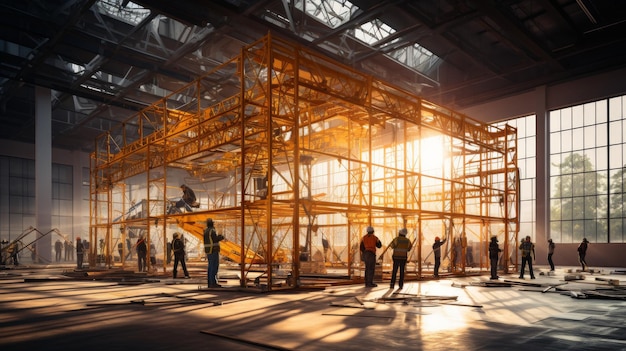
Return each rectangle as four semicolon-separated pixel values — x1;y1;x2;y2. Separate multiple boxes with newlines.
35;86;52;264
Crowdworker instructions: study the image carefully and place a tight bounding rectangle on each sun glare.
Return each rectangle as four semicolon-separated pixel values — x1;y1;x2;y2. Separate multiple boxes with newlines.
419;135;445;174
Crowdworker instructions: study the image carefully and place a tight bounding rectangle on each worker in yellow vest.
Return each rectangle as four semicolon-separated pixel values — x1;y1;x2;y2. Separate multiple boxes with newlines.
388;228;413;289
204;218;224;287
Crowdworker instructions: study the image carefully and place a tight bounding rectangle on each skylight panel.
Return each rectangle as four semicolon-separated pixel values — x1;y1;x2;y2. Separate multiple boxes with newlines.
69;63;85;75
387;43;440;73
268;1;443;82
294;0;358;28
354;19;395;45
353;18;441;77
97;0;151;25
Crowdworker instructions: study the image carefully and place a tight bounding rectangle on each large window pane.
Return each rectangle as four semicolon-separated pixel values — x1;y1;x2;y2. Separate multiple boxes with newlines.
572;197;584;219
550;154;561;175
596;123;607;147
596;147;608;170
596;100;608;123
550;110;561;130
0;156;75;253
584;102;596;126
609;145;623;169
572;128;583;151
562;131;573;152
550;199;561;220
573;219;585;239
584;196;596;219
561;108;572;129
562;220;573;242
572;105;584;128
549;97;619;243
550;221;561;241
562;199;572;220
527;136;536;158
584;126;595;149
609;121;622;144
609;97;622;121
550;132;561;153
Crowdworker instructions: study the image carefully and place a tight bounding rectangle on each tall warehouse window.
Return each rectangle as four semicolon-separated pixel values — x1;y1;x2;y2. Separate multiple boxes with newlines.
548;97;626;243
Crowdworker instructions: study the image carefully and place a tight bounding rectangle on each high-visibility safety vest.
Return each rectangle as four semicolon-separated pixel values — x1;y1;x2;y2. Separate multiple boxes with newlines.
390;236;412;259
519;241;534;257
204;228;220;254
361;234;380;253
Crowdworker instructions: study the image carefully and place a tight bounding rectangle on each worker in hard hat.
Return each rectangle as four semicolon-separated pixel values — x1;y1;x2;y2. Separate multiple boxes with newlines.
168;184;197;214
432;236;447;278
519;235;536;279
388;228;413;289
360;226;382;288
489;236;502;280
171;233;190;279
204;218;225;287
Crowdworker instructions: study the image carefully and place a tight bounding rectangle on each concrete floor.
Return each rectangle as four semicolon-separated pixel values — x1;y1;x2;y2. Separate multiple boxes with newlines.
1;265;626;351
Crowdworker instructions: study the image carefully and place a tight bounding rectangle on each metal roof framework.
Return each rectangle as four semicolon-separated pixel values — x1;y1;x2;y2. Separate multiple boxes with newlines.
0;0;624;151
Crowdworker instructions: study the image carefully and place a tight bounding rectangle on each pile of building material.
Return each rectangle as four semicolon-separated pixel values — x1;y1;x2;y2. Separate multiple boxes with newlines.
455;272;626;301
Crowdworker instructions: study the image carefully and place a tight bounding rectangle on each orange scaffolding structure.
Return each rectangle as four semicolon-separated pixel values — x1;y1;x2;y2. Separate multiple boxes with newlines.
90;33;518;290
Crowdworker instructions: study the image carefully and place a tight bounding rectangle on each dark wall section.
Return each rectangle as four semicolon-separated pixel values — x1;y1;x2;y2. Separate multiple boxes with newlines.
461;66;626;123
535;243;626;269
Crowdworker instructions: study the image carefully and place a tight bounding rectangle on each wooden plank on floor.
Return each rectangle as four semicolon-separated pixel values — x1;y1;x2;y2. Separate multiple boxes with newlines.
469;281;513;287
502;279;543;287
200;330;292;351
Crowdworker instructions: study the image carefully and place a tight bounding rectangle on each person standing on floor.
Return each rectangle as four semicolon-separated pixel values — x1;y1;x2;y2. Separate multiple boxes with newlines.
126;237;133;260
171;233;190;279
8;242;19;266
432;236;447;278
204;218;224;287
547;238;556;271
322;237;330;263
360;226;382;288
388;228;412;289
489;236;502;280
136;235;148;272
149;242;157;271
117;241;124;262
577;237;589;271
455;237;463;270
75;237;84;269
519;235;536;279
466;242;474;267
31;242;37;263
449;238;457;271
64;238;71;261
166;241;173;265
68;240;74;261
54;239;63;263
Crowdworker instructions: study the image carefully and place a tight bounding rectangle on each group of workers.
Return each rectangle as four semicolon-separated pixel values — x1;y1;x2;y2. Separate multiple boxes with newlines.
14;182;592;289
168;217;224;288
360;227;476;289
489;235;590;280
359;226;414;289
360;226;593;289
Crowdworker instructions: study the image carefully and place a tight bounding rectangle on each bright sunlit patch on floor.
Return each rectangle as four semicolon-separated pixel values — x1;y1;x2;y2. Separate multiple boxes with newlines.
419;307;468;333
